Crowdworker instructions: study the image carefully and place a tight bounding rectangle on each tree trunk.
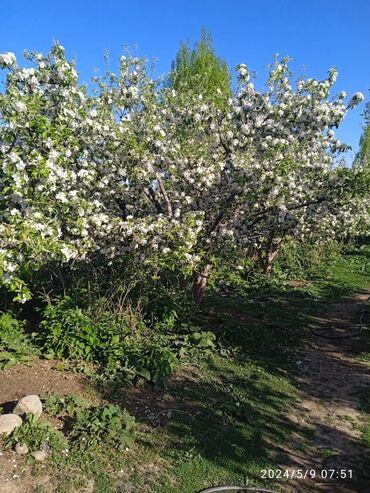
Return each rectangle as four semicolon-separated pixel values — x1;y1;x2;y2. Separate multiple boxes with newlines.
263;239;283;277
264;249;279;276
192;264;212;305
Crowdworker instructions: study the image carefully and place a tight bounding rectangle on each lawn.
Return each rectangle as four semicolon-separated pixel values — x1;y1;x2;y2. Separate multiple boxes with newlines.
2;246;367;493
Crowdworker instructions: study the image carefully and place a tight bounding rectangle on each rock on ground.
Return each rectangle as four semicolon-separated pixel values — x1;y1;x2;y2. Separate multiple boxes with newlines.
13;395;42;417
15;443;28;455
31;450;48;461
0;414;22;435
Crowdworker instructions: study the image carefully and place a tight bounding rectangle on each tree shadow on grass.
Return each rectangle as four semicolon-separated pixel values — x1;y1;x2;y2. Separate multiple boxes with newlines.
104;255;370;492
196;272;370;377
131;354;369;493
140;279;370;491
138;361;303;491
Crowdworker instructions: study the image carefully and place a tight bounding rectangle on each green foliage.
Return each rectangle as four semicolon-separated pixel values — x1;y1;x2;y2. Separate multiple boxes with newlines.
363;423;370;448
38;297;98;360
317;447;340;458
169;330;216;360
0;312;37;369
37;296;180;383
69;404;135;451
118;329;216;383
170;28;231;108
121;339;179;384
43;392;90;417
6;413;67;454
355;120;370;165
274;240;343;279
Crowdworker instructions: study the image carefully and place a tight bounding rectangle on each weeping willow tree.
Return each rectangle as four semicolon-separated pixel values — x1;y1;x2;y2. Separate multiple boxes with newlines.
169;28;231;109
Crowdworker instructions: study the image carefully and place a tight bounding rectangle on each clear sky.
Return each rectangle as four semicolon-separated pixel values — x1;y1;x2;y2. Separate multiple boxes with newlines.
1;0;369;161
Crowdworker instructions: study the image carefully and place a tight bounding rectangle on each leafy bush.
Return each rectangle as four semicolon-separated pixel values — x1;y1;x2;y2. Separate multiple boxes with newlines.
169;330;216;360
121;339;179;384
38;298;99;360
6;413;67;454
43;392;90;417
0;312;37;369
275;240;343;279
69;404;135;450
37;297;180;383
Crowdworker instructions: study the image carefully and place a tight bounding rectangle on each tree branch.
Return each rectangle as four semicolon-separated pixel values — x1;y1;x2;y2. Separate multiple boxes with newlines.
156;173;173;217
144;186;164;214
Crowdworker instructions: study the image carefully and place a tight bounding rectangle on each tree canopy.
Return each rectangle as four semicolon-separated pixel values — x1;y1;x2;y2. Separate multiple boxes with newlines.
0;45;368;302
169;29;231;108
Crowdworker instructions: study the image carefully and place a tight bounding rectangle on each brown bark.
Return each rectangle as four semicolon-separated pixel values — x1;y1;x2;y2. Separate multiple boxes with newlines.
264;248;280;276
263;239;283;276
192;264;212;305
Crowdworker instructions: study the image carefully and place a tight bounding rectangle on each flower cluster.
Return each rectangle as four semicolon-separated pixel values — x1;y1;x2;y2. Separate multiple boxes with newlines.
0;44;368;300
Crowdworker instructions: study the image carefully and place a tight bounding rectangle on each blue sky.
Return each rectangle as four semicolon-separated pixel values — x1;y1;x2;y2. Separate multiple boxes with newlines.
1;0;369;160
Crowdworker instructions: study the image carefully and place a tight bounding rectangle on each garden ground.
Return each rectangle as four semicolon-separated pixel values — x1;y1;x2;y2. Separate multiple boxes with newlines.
0;249;370;493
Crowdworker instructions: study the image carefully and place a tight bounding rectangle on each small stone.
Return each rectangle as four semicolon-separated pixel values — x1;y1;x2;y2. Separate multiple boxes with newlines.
13;395;43;417
15;443;28;455
0;414;23;436
31;450;48;461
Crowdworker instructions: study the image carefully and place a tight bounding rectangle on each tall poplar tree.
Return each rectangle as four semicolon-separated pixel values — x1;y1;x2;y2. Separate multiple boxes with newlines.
170;29;231;109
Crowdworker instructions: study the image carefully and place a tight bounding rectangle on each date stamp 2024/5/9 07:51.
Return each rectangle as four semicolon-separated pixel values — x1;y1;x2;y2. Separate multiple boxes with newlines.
260;468;354;480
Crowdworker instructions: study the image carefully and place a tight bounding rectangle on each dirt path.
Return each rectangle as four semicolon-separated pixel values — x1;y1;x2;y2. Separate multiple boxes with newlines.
280;291;370;493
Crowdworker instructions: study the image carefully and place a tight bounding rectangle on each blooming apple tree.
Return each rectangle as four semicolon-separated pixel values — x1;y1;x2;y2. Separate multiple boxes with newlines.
0;45;367;303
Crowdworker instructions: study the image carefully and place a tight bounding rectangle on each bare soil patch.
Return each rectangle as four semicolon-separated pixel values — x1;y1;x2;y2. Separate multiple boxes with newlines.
0;359;95;406
281;290;370;493
0;360;97;493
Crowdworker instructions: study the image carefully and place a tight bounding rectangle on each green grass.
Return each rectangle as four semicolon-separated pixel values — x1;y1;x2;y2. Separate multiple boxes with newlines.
148;355;303;492
141;246;370;492
316;447;340;459
358;386;370;455
4;245;370;493
363;423;370;448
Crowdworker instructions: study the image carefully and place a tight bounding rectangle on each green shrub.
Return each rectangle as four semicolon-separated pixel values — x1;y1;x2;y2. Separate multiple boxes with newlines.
116;330;216;383
38;297;99;360
37;297;178;383
122;339;179;383
169;330;216;359
43;392;90;417
95;312;144;374
275;240;343;279
69;404;135;450
6;413;67;454
0;312;37;369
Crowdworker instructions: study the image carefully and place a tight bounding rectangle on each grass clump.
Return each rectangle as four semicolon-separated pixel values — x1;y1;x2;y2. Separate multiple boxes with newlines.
69;404;135;451
0;312;38;369
6;413;67;455
43;392;90;417
363;423;370;448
